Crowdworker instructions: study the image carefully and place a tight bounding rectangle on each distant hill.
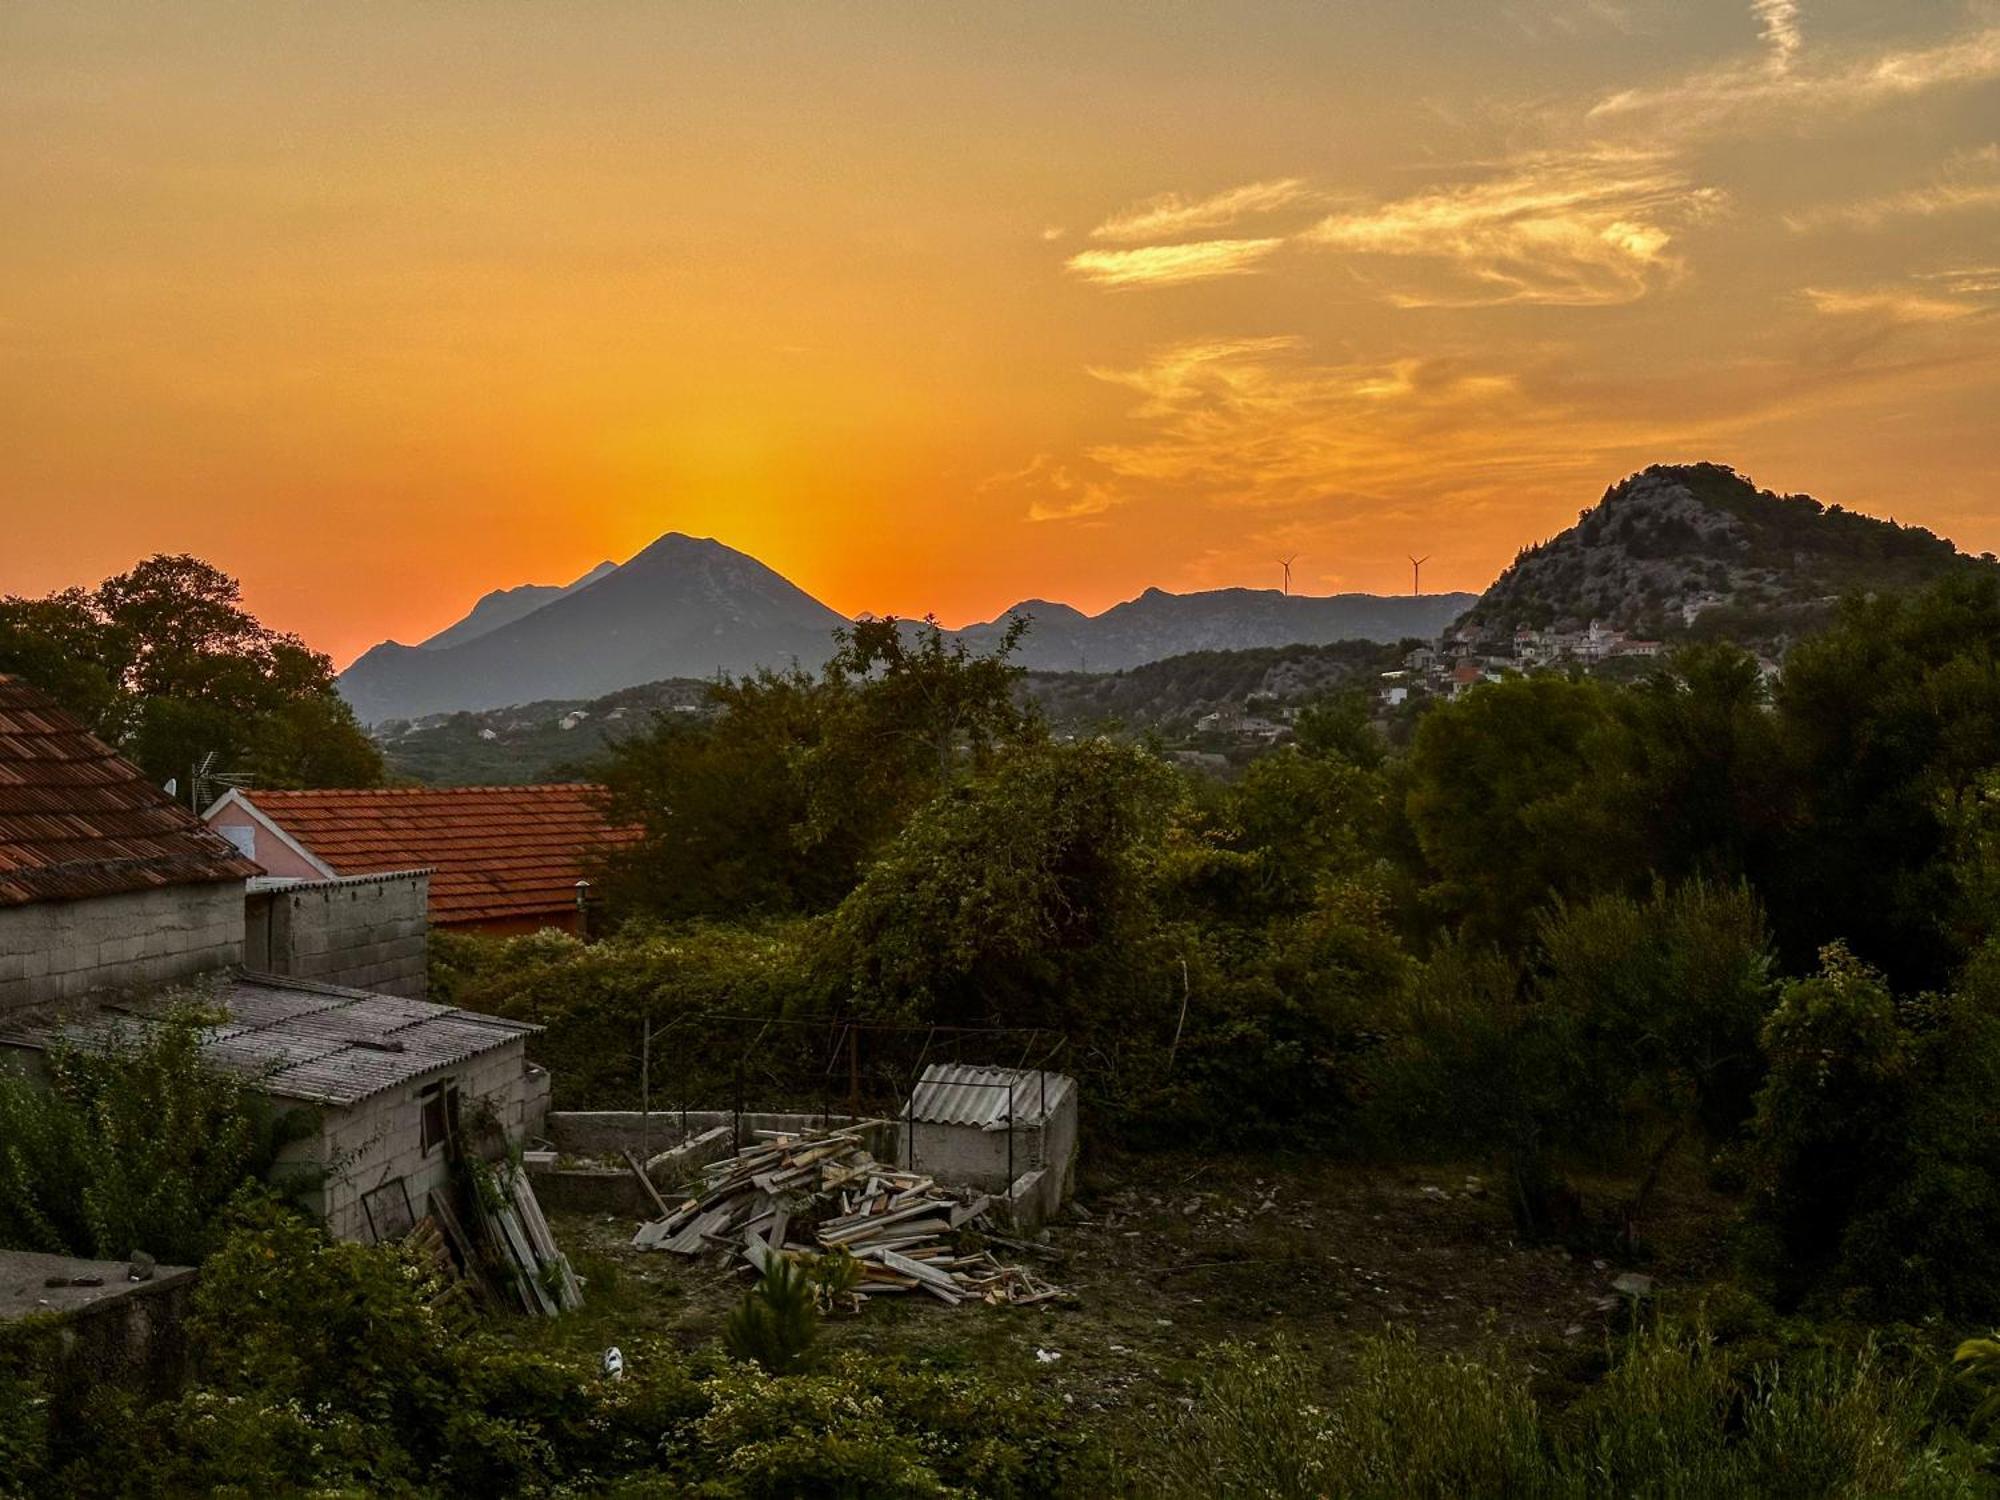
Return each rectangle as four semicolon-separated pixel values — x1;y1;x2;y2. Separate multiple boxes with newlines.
376;641;1409;785
1462;463;1994;644
338;534;852;723
339;533;1471;723
958;587;1474;672
417;561;616;651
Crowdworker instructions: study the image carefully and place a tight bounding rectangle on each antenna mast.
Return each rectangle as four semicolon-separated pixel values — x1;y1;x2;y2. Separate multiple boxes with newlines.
1409;555;1431;597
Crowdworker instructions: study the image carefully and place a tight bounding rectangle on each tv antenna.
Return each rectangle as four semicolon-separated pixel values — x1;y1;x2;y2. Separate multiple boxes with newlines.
1278;555;1298;595
1409;555;1431;597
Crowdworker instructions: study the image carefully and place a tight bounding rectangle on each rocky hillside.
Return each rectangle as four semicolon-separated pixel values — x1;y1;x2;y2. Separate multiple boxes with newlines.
1462;463;1991;642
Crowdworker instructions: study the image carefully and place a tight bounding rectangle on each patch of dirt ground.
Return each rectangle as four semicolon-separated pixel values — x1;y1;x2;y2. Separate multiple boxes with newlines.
542;1150;1735;1443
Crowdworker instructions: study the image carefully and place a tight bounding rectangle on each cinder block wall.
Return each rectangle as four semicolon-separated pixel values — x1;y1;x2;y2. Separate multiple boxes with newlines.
314;1042;535;1241
0;883;244;1019
247;873;428;999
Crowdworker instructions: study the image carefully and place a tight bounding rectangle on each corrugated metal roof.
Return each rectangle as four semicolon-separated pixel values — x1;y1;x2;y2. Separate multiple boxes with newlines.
906;1064;1074;1130
3;972;538;1108
0;675;262;907
223;786;637;926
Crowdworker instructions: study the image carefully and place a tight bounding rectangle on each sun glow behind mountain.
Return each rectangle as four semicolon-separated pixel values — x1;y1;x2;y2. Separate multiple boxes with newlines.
3;2;1997;665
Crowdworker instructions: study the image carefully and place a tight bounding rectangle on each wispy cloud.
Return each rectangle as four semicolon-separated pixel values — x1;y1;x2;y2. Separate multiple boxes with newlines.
1078;338;1544;507
1587;21;2000;138
1090;179;1310;242
985;454;1123;523
1786;145;2000;231
1298;151;1711;307
1926;266;2000;297
1064;237;1284;288
1750;0;1802;73
1804;286;1988;324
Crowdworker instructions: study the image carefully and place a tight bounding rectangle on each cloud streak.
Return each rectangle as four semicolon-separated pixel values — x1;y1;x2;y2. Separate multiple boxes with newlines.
1299;151;1709;307
1090;179;1310;242
1751;0;1802;73
1065;237;1284;288
1586;22;2000;138
1786;145;2000;231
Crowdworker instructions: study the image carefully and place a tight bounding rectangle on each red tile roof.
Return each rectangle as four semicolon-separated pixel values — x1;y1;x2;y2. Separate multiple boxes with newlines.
0;674;263;907
234;785;636;927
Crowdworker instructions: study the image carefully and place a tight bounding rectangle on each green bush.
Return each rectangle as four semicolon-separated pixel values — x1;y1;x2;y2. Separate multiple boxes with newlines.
724;1257;820;1374
1145;1332;1546;1500
1146;1325;1987;1500
1745;944;2000;1318
0;1001;307;1263
671;1349;1089;1500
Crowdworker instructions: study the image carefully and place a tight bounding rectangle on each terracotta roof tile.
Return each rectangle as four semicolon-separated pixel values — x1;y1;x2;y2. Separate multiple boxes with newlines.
234;785;636;926
0;675;263;907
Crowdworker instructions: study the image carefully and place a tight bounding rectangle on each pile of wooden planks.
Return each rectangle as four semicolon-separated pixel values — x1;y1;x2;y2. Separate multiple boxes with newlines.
632;1127;1064;1308
474;1161;584;1316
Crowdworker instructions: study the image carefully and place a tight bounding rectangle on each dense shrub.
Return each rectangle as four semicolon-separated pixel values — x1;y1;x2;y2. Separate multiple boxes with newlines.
1146;1326;1987;1499
432;923;821;1110
1745;944;2000;1319
0;1002;307;1263
9;1203;1091;1499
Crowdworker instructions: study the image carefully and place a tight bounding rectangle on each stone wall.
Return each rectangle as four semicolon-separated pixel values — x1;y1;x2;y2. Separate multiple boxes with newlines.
312;1040;539;1242
0;883;243;1019
244;872;428;999
0;1251;199;1397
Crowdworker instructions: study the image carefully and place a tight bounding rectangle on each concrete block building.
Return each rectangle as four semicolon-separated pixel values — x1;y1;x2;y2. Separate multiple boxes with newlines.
6;973;545;1241
899;1064;1079;1227
0;674;546;1243
244;870;430;998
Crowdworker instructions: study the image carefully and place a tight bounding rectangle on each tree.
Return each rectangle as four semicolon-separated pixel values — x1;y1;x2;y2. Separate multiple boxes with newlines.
823;739;1181;1031
724;1257;820;1374
1767;572;2000;987
824;614;1035;790
592;616;1037;922
1744;942;2000;1317
1401;675;1634;946
0;554;381;793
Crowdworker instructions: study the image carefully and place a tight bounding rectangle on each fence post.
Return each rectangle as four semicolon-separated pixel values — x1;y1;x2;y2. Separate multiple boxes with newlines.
640;1013;652;1159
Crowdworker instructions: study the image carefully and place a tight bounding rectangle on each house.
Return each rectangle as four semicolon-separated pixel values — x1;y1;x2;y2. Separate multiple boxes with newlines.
203;784;638;935
1;674;262;1013
5;973;545;1242
0;674;549;1245
898;1063;1078;1228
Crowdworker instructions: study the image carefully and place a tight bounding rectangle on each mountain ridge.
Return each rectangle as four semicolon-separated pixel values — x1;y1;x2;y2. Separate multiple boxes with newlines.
417;560;617;651
339;535;1473;723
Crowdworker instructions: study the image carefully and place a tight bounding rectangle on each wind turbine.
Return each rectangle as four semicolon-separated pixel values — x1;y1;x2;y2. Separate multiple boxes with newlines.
1409;555;1431;597
1278;555;1298;595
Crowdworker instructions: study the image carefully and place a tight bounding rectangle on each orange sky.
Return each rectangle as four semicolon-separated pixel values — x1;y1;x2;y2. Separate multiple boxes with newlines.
4;2;1998;667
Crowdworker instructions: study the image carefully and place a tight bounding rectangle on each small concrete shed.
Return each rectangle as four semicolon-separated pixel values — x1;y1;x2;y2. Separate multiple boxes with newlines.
899;1064;1078;1228
3;973;548;1243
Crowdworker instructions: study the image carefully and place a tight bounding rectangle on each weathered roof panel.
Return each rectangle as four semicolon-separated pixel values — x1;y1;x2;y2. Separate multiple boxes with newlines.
906;1063;1074;1130
3;972;537;1108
